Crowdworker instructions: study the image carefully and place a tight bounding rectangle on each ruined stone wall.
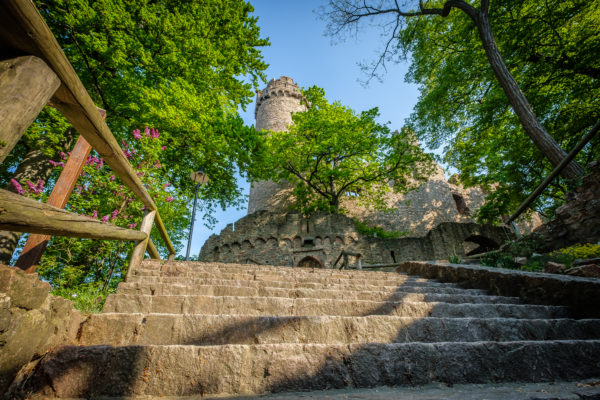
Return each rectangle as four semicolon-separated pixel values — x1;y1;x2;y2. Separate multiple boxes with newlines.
0;265;82;394
248;76;306;214
199;210;512;268
534;159;600;251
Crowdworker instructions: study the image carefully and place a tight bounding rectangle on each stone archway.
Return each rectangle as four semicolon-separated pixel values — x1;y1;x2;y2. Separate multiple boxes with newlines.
296;256;323;269
463;235;500;256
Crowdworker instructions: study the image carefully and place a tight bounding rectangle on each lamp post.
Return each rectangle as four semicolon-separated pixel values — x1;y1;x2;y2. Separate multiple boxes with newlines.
186;168;209;261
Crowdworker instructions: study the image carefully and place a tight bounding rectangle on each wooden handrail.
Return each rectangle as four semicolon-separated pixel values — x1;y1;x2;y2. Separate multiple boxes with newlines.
0;0;156;211
0;0;176;265
0;189;147;241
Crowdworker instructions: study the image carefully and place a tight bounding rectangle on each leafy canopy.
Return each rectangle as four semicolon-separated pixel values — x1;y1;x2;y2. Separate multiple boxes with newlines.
256;86;432;215
401;0;599;220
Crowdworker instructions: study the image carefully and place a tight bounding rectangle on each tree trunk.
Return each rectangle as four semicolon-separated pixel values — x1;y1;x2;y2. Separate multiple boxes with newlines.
0;131;76;263
472;9;584;180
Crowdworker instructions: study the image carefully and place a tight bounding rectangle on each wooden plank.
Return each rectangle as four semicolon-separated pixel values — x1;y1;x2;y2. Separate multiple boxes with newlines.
127;210;156;280
0;189;147;241
154;211;176;256
0;0;157;211
147;238;161;260
0;55;60;164
16;134;94;272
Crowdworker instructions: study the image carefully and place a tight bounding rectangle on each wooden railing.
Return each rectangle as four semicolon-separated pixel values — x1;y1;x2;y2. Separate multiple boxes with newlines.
0;0;175;274
333;250;362;270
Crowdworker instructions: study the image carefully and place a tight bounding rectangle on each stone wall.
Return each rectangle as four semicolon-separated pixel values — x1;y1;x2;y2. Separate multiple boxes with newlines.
199;210;513;268
0;265;82;394
534;159;600;251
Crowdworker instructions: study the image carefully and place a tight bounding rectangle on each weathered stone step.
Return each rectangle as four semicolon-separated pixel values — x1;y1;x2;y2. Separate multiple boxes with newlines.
140;260;402;278
126;276;488;295
131;269;447;287
103;294;568;318
24;341;600;397
117;282;521;304
79;313;600;346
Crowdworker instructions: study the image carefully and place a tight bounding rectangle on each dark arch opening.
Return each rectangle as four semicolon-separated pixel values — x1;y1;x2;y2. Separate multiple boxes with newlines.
452;193;471;216
463;235;500;256
296;256;323;269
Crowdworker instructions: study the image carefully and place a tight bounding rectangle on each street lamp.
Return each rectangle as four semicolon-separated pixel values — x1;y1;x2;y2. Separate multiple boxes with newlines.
186;168;209;261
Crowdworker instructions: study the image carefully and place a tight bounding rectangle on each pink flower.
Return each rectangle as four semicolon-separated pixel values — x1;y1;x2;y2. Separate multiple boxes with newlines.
132;129;142;139
144;126;150;137
11;179;25;195
60;152;67;160
128;223;138;229
123;149;133;160
151;128;160;139
165;196;174;202
58;162;65;167
101;215;110;223
136;171;143;177
111;209;119;220
109;175;115;182
141;206;146;211
163;182;171;188
37;180;44;192
153;160;161;168
25;180;41;194
121;139;129;148
161;146;167;150
49;160;58;167
92;210;98;219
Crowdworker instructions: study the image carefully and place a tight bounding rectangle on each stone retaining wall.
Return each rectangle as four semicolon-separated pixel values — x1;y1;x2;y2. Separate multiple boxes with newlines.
0;264;81;394
397;261;600;318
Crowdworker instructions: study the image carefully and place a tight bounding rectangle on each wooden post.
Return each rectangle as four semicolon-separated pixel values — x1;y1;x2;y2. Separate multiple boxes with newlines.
0;56;60;164
126;210;156;281
16;110;104;273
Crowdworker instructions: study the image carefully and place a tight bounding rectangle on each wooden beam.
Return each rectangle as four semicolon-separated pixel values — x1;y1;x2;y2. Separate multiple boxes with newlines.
0;189;146;241
154;211;176;256
0;0;157;211
127;210;156;280
16;133;94;272
0;56;60;164
147;238;161;260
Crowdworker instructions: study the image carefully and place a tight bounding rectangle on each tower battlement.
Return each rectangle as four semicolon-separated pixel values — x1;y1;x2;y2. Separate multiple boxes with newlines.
254;76;304;119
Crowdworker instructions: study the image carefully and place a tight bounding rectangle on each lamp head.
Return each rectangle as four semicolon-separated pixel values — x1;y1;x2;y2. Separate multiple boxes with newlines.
190;168;209;184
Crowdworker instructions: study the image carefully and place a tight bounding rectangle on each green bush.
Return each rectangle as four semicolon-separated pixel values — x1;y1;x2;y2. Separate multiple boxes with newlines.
354;219;409;239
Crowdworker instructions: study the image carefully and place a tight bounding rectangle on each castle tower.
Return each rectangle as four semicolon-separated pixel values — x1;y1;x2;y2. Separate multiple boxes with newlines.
248;76;307;214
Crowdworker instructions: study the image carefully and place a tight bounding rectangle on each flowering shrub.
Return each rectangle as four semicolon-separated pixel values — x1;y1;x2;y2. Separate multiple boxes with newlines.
550;243;600;260
12;127;190;312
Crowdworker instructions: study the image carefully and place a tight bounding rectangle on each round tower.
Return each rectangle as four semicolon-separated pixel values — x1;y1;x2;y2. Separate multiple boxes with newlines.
248;76;307;214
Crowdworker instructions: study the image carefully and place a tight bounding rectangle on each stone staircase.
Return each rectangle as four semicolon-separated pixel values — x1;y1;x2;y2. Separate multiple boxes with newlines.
20;260;600;398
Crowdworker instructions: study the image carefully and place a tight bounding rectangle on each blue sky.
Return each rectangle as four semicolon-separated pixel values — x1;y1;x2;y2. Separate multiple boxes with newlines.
182;0;421;258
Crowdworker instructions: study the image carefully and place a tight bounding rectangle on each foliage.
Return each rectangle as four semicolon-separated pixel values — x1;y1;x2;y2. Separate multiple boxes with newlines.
254;86;433;215
479;236;600;272
401;0;600;219
550;244;600;260
353;220;408;239
322;0;599;219
51;282;106;314
2;0;269;221
2;1;269;305
26;128;189;309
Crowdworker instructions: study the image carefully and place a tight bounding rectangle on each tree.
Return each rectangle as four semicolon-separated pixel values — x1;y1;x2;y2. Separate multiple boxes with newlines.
256;86;432;215
399;0;599;219
0;0;269;261
322;0;585;181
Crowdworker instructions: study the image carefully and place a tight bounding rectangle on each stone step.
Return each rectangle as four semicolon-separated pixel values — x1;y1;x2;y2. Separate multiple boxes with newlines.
25;341;600;398
117;282;521;304
140;260;402;278
126;276;488;295
131;269;448;287
102;294;568;318
79;313;600;346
